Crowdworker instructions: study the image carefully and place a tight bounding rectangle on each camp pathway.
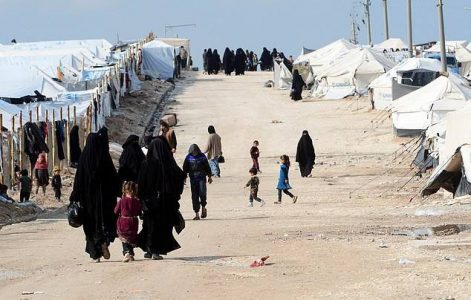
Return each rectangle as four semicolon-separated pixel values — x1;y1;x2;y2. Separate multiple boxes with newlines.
1;72;471;299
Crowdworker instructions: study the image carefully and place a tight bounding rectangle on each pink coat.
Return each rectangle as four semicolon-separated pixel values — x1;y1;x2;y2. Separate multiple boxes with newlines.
114;197;142;245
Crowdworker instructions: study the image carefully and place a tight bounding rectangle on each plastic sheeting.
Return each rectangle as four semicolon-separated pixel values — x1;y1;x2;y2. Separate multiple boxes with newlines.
141;40;175;80
273;61;292;90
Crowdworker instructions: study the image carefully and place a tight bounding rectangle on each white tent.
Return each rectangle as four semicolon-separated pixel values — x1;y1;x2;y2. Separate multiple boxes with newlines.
391;74;471;136
424;41;471;79
0;64;66;99
0;101;22;130
0;39;113;60
294;39;358;84
312;48;396;99
369;58;441;109
141;40;175;80
374;38;408;51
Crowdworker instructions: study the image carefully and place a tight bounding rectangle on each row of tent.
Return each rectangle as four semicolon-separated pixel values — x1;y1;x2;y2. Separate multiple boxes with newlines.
0;37;190;132
281;38;471;199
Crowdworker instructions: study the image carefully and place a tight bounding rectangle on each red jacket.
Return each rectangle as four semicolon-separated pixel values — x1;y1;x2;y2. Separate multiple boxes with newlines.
114;197;142;245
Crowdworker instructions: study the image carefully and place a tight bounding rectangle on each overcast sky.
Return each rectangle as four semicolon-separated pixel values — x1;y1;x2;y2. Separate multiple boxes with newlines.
0;0;469;66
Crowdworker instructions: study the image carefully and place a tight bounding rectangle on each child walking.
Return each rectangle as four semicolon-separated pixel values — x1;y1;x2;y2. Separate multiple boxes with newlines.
34;152;49;195
51;167;62;201
245;167;265;207
183;144;212;220
19;169;32;202
275;155;298;204
250;140;261;173
114;181;142;263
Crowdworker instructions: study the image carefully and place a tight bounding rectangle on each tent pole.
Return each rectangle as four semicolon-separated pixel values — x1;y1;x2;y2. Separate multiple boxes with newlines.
407;0;414;57
52;110;56;169
437;0;447;73
19;112;23;171
383;0;390;40
10;117;15;188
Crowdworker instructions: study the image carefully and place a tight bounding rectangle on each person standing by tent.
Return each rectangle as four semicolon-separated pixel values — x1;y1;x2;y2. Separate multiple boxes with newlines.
296;130;316;178
290;70;305;101
137;136;185;260
118;135;145;183
69;128;121;262
34;152;49;195
252;52;259;71
260;47;271;71
182;144;212;220
179;46;188;70
223;47;234;75
204;125;223;177
159;120;177;154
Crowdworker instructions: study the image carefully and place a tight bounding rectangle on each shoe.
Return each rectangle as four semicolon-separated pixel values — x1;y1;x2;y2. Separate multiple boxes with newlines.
152;254;163;260
193;214;200;220
101;243;110;260
274;201;281;204
248;202;253;207
144;252;152;259
293;196;298;204
130;255;135;261
122;253;131;263
93;258;100;263
201;207;207;219
260;200;266;207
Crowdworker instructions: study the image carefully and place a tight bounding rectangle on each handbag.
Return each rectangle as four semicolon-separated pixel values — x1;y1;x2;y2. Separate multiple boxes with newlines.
218;155;225;163
175;210;185;234
67;201;83;228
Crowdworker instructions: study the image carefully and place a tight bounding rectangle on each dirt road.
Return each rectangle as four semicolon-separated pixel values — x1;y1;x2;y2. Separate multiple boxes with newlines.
1;72;471;299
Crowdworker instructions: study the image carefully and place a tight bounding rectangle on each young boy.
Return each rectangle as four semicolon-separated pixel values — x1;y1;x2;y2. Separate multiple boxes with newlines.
183;144;212;220
19;169;32;203
250;140;261;173
51;167;62;201
245;167;265;207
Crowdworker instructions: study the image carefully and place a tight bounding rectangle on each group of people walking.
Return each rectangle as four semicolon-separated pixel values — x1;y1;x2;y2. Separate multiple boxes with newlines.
69;124;223;263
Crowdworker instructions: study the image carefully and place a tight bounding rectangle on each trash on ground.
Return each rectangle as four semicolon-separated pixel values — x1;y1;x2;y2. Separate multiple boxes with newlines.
250;256;270;268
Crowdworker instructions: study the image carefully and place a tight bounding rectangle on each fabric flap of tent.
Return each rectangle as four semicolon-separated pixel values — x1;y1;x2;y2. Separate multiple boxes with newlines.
141;40;175;80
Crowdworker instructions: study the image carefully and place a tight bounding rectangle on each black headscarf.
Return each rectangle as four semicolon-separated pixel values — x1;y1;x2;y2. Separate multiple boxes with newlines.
188;144;202;155
69;127;120;259
118;134;145;183
296;130;316;166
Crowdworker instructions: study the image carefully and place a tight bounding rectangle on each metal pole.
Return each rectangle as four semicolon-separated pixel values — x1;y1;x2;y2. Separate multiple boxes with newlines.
407;0;414;57
383;0;390;40
365;0;373;46
437;0;447;73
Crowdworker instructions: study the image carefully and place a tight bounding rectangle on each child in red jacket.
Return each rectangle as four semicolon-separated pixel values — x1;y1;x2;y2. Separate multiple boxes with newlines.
114;181;142;262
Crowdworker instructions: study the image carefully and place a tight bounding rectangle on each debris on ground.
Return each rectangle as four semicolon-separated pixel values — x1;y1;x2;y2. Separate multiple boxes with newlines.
250;256;270;268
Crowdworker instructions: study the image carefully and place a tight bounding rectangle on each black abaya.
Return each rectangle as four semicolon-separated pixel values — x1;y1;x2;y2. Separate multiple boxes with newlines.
296;131;316;177
69;125;81;167
223;48;234;75
137;136;185;256
69;127;120;259
260;47;271;71
291;70;305;101
118;135;145;183
234;48;246;75
212;50;221;75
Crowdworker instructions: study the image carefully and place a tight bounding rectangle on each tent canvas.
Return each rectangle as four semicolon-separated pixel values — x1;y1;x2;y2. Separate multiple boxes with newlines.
369;58;441;109
391;74;471;135
312;48;395;99
141;40;175;80
374;38;408;50
273;61;292;90
0;39;113;60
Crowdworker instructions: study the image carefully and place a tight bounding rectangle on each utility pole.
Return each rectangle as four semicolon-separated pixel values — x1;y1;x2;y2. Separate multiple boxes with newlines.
383;0;390;40
364;0;373;46
350;2;359;45
407;0;413;57
437;0;447;73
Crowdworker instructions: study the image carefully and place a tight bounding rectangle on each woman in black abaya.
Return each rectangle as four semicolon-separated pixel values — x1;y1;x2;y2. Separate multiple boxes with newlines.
118;134;145;183
212;49;221;74
206;49;213;74
69;127;120;262
291;69;305;101
234;48;246;75
138;136;185;260
260;47;271;71
296;130;316;178
223;47;234;75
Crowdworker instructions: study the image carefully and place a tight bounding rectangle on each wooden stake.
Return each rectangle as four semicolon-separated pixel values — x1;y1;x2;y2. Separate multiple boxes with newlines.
36;106;39;122
67;106;71;167
73;106;77;126
19;112;23;170
10;117;15;188
29;110;32;123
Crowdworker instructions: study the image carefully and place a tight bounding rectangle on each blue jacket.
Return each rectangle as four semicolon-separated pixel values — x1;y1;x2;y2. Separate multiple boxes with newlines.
277;164;291;190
